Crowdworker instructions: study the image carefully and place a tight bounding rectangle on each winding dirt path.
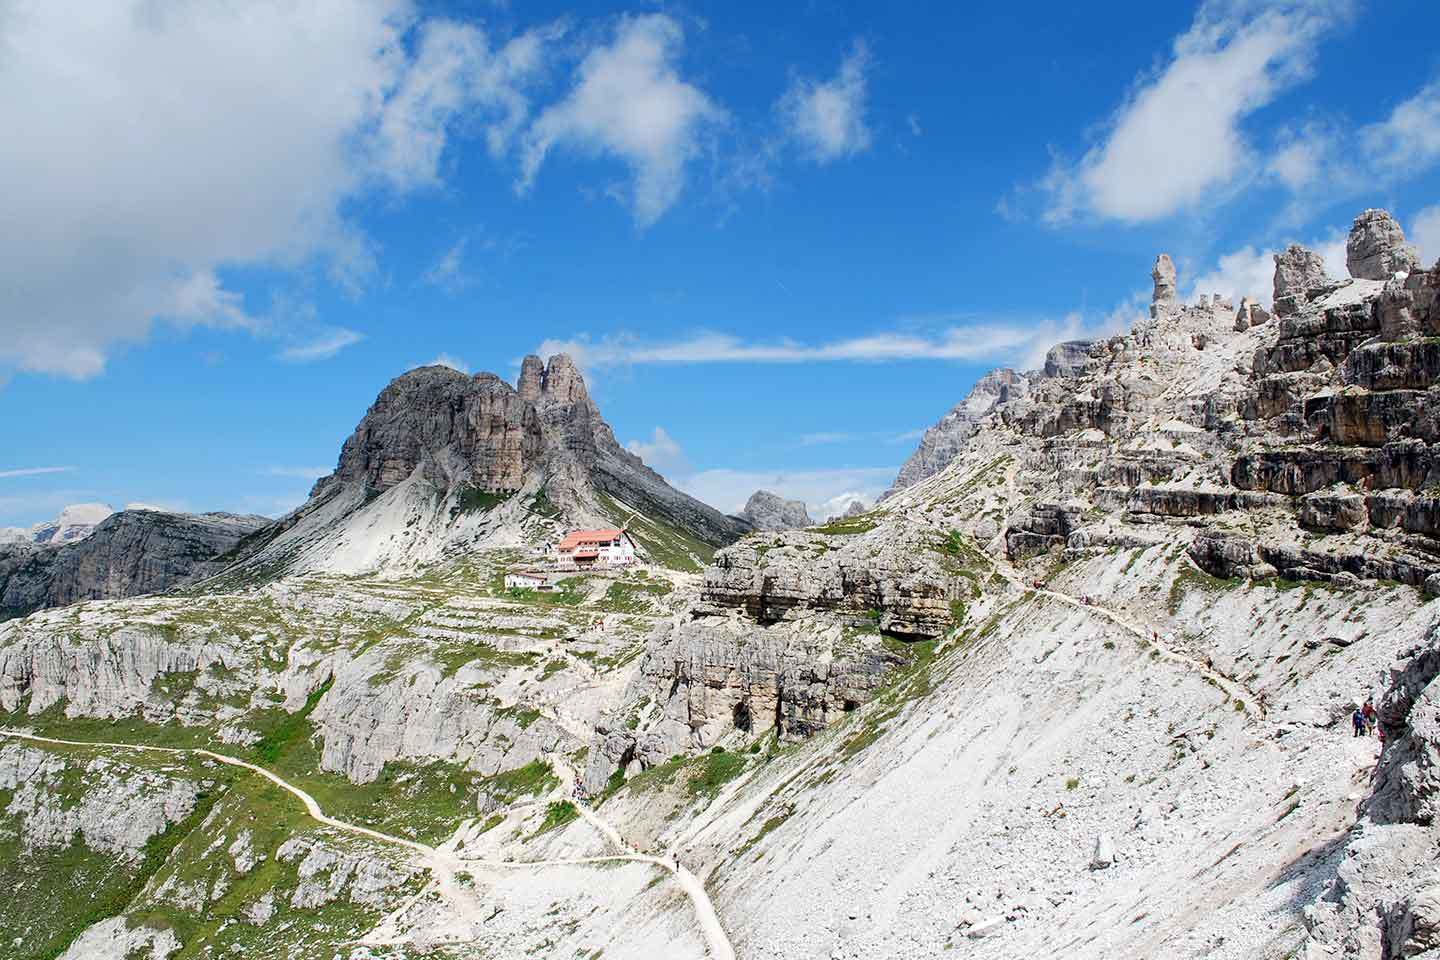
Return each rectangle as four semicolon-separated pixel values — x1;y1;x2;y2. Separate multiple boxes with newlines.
551;755;736;960
990;561;1264;718
0;729;737;960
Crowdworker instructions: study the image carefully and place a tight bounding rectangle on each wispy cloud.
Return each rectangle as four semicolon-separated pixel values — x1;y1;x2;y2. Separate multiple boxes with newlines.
1032;0;1354;224
800;431;851;446
539;321;1074;372
411;353;472;375
625;426;691;477
422;237;474;292
889;428;927;444
778;40;872;163
541;301;1140;378
678;466;899;518
621;427;897;519
519;14;723;226
0;466;75;479
277;328;364;363
265;466;331;480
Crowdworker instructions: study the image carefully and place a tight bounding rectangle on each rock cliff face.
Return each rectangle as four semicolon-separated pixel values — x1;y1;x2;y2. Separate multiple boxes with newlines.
583;519;978;789
740;490;812;530
317;366;545;496
224;354;747;579
0;509;268;620
879;208;1440;596
885;368;1031;496
1347;208;1421;281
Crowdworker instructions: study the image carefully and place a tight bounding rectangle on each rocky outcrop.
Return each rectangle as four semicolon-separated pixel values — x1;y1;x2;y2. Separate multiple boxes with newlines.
1272;244;1331;317
317;365;545;496
886;369;1030;495
583;614;907;790
740;490;812;531
702;528;962;639
1296;634;1440;959
1348;208;1421;281
0;743;204;859
1005;503;1084;560
1187;529;1439;586
1044;340;1098;379
1151;254;1178;317
0;509;269;620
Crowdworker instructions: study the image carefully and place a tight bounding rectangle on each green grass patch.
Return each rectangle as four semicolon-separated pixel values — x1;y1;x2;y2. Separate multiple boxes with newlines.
531;800;578;838
452;485;513;516
687;748;748;800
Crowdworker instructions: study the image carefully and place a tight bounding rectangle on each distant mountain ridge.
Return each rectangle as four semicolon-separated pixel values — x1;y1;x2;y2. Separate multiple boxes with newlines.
0;508;269;620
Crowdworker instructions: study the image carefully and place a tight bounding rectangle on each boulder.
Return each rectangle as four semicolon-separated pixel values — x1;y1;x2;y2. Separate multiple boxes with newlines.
1347;208;1421;281
1273;244;1332;318
1090;832;1116;870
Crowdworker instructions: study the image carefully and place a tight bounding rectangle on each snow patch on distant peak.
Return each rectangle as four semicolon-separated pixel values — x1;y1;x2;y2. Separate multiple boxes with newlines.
29;502;115;545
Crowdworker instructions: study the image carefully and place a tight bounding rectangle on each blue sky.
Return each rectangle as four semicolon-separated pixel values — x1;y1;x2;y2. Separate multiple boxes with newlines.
3;0;1440;525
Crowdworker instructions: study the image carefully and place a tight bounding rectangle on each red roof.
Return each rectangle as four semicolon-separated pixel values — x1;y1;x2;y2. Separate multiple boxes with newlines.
572;549;600;560
557;528;623;551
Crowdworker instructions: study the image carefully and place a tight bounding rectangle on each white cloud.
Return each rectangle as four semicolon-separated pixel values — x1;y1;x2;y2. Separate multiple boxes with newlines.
800;432;851;446
1041;0;1351;223
265;466;332;480
778;40;872;163
0;2;555;380
1413;205;1440;266
617;427;895;520
813;491;872;521
0;466;75;479
625;426;691;477
422;238;472;291
1266;124;1334;190
370;19;555;191
278;328;365;363
1360;80;1440;181
416;353;472;374
1188;227;1350;307
676;466;898;519
519;14;723;226
1187;245;1277;306
540;321;1075;372
906;114;923;137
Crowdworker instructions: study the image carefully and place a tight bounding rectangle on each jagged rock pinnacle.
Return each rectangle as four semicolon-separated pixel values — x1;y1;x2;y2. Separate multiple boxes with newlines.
1151;254;1177;317
1347;208;1420;281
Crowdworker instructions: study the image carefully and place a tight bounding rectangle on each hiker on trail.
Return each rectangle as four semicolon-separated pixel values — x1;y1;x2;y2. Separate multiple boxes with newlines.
1362;700;1377;734
1352;707;1367;738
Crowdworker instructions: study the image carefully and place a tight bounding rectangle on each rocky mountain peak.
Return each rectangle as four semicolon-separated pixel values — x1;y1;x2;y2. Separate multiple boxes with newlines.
740;490;812;531
517;354;544;404
1347;207;1421;280
884;367;1032;497
537;353;591;408
1272;244;1333;317
321;364;542;497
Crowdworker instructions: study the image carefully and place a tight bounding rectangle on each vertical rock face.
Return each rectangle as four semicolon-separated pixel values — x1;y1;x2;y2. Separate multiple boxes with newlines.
1348;208;1421;281
1151;254;1178;317
885;368;1030;496
1044;340;1098;378
1272;244;1331;317
740;490;812;531
516;354;544;405
320;366;545;495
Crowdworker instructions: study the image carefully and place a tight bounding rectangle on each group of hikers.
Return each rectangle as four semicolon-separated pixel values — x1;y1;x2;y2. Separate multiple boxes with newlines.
1352;699;1383;741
